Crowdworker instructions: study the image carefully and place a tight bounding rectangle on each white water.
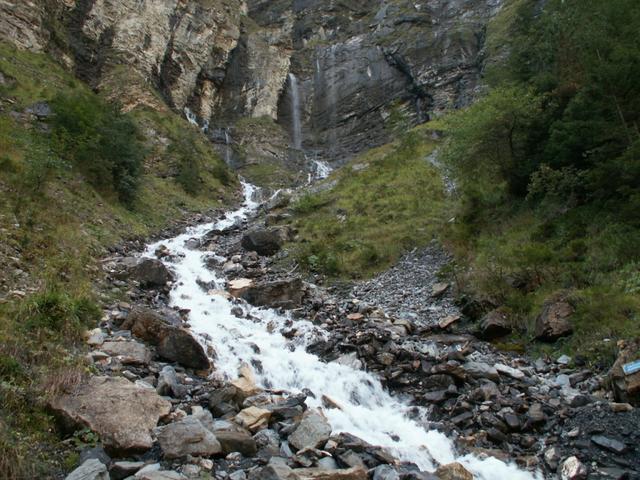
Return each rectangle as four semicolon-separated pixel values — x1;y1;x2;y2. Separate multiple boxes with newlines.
312;159;332;180
224;129;232;166
184;107;199;127
143;182;541;480
288;73;303;150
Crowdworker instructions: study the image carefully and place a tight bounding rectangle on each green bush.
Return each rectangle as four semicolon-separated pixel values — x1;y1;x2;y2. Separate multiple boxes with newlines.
50;92;144;205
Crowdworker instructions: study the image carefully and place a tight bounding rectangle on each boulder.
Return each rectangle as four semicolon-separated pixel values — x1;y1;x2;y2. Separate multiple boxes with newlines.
101;340;151;366
294;467;368;480
478;309;512;339
560;456;587;480
215;430;258;456
110;461;145;479
241;227;284;256
434;463;473;480
233;278;304;309
289;409;332;451
129;258;174;288
608;339;640;405
157;365;185;398
534;300;573;342
463;361;500;381
122;309;209;370
156;416;222;459
50;376;171;453
65;459;109;480
231;364;261;400
235;406;271;432
248;462;299;480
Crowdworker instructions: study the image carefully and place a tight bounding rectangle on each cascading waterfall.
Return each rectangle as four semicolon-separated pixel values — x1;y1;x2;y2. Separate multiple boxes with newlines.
288;73;303;150
142;181;542;480
224;128;232;166
184;107;198;127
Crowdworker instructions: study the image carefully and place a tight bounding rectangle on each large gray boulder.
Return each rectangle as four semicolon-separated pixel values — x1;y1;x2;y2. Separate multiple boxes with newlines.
232;278;304;309
101;340;151;366
65;459;109;480
288;409;332;451
122;309;209;370
241;227;284;256
50;376;171;453
129;258;174;288
535;300;574;342
156;416;222;459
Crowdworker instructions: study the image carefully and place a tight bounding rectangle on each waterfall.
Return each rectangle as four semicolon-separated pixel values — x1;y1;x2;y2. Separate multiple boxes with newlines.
184;107;198;127
141;183;542;480
288;73;303;150
224;128;232;166
327;45;338;156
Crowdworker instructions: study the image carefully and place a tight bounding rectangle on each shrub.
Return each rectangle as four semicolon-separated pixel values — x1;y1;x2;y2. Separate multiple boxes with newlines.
50;92;144;205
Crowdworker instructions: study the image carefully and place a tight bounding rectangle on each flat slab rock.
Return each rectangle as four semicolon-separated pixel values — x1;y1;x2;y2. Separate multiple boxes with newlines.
50;376;171;453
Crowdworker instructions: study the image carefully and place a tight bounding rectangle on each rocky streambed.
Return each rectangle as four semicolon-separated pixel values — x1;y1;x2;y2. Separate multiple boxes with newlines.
57;183;640;480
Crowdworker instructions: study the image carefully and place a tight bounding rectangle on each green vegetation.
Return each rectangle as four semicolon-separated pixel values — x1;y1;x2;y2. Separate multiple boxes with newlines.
439;0;640;365
285;128;446;278
0;41;237;477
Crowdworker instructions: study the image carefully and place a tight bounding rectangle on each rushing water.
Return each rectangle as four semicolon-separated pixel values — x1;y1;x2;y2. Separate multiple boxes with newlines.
288;73;303;150
143;182;541;480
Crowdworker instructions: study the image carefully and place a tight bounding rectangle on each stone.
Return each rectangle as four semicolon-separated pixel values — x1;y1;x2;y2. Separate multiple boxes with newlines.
495;363;525;380
463;361;500;381
434;463;473;480
526;403;547;426
137;471;186;480
431;283;450;297
544;446;561;471
608;339;640;405
439;315;460;329
248;461;299;480
215;431;258;456
609;402;633;412
50;376;170;453
294;467;368;480
590;435;628;454
102;340;151;366
235;406;271;432
372;465;400;480
110;461;145;480
122;309;209;370
156;416;222;458
157;365;185;398
478;309;512;339
86;329;106;347
289;409;332;451
534;300;574;342
65;459;109;480
557;354;572;365
129;258;174;288
231;364;261;399
234;278;304;309
241;228;283;256
560;456;587;480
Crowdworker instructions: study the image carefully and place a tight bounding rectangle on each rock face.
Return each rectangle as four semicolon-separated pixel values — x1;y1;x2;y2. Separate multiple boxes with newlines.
535;300;574;342
156;416;222;459
50;376;171;453
122;309;209;370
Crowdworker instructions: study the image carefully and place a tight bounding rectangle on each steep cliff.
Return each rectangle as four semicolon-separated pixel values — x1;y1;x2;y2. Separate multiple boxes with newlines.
1;0;502;172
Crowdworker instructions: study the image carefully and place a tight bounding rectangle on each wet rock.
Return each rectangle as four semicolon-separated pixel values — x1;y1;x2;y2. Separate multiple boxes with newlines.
101;340;151;366
478;309;512;339
235;278;304;309
241;227;283;256
372;465;400;480
544;446;561;471
231;364;261;400
560;456;588;480
129;258;175;288
122;309;209;370
289;409;332;451
65;459;109;480
156;416;222;458
534;300;574;342
590;435;628;454
215;430;258;456
50;376;170;453
434;462;473;480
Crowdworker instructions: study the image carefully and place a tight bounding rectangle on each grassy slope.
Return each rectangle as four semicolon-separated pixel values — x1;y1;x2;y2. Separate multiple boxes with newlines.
0;42;237;477
283;125;447;279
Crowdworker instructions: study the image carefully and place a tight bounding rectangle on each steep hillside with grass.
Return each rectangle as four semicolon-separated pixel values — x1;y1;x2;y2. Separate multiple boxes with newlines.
0;41;237;477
